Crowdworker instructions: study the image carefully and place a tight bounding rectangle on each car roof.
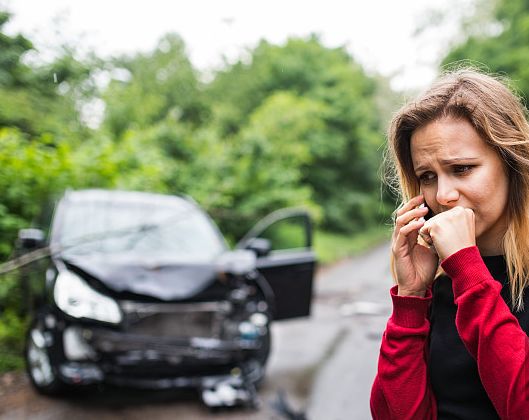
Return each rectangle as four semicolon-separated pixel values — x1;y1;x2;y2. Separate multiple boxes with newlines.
61;189;197;211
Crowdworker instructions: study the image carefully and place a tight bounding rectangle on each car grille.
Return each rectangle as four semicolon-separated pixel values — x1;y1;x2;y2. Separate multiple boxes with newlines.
120;301;232;339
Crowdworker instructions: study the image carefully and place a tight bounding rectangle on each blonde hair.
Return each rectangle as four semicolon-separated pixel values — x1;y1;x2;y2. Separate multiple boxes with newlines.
386;68;529;310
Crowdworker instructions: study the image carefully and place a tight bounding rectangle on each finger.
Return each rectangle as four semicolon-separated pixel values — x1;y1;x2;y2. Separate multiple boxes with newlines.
392;207;424;242
408;225;420;246
399;219;425;237
419;231;433;246
418;223;432;241
392;220;424;254
394;220;425;250
395;195;425;218
395;206;429;229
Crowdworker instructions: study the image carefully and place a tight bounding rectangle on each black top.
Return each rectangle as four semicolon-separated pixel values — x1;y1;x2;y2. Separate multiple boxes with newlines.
429;255;529;419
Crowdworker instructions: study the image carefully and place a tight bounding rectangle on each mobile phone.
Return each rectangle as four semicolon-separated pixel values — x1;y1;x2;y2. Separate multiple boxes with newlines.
418;190;434;221
425;207;434;221
417;203;434;222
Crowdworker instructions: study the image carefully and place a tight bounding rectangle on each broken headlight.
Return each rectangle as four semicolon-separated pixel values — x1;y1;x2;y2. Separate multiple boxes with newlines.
54;270;122;324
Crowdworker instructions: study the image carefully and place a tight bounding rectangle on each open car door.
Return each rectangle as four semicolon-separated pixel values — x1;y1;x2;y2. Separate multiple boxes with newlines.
236;208;316;320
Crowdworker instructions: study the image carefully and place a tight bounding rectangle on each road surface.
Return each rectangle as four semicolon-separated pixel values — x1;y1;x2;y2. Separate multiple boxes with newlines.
0;242;393;420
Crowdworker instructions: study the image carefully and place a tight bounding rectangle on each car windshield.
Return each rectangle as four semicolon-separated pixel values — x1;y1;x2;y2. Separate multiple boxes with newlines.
54;195;226;262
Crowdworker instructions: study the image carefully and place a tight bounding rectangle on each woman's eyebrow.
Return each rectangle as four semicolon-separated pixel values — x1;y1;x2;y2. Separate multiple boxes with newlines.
440;157;480;165
414;157;479;173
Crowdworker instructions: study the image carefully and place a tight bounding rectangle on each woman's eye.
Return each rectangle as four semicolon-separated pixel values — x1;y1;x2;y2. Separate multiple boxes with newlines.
418;172;436;184
453;165;474;174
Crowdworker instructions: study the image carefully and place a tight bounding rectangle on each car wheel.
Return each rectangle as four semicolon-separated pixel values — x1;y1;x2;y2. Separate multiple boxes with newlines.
25;321;66;396
257;324;271;366
247;321;271;389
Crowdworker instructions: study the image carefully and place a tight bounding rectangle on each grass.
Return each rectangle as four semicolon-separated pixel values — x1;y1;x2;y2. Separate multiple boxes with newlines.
314;224;392;265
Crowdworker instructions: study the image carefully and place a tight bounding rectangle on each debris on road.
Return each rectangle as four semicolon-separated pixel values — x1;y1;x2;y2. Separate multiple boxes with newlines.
271;389;307;420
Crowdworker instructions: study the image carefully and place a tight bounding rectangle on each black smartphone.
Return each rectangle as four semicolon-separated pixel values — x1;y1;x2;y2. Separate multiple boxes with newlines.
418;202;434;221
425;207;434;221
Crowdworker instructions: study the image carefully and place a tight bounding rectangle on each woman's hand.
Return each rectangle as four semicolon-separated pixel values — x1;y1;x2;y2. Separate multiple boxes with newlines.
419;206;476;261
392;195;439;297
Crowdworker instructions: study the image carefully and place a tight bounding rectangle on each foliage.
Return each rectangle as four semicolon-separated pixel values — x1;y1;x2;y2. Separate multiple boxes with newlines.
207;36;387;232
0;129;74;256
0;310;26;371
102;33;209;139
442;0;529;98
97;34;391;237
218;92;321;237
0;13;94;140
0;271;26;371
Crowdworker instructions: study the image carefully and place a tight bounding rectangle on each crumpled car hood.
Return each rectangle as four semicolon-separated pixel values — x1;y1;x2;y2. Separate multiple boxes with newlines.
63;256;218;300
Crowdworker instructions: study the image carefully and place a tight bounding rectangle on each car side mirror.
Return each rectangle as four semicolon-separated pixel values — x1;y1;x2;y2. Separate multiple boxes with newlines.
216;250;256;276
17;228;46;250
244;237;271;257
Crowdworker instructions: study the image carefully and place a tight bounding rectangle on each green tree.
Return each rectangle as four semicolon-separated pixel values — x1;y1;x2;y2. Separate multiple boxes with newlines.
207;36;386;232
102;33;209;139
217;92;322;236
442;0;529;97
0;11;94;141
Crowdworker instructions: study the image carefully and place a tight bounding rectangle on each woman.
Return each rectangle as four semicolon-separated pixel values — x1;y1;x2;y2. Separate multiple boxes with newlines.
370;69;529;419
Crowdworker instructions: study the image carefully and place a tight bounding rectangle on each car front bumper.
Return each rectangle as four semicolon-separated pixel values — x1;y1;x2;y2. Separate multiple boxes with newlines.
57;324;265;388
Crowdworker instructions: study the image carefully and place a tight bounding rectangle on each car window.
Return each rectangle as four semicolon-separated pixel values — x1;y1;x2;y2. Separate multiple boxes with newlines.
55;199;225;262
258;215;308;251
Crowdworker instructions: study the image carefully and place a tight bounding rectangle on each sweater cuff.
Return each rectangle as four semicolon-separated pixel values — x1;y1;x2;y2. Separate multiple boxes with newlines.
441;246;494;299
390;285;432;328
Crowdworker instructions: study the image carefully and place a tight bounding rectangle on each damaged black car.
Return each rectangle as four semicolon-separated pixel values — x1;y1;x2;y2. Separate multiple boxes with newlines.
16;189;316;407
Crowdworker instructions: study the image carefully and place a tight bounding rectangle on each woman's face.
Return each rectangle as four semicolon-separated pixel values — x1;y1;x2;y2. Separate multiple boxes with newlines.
410;116;509;255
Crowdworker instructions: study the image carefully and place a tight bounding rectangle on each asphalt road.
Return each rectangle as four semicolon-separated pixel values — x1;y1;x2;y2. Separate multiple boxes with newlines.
0;242;393;420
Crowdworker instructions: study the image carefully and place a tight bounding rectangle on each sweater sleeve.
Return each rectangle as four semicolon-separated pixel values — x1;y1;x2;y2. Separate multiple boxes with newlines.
370;285;437;419
441;246;529;419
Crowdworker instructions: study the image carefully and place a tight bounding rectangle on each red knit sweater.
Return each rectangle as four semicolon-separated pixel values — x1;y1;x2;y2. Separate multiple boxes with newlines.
370;246;529;419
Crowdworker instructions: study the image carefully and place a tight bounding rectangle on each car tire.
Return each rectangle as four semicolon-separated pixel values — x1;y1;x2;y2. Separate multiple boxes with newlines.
249;274;274;388
248;318;271;389
254;330;272;388
257;324;271;366
24;320;67;396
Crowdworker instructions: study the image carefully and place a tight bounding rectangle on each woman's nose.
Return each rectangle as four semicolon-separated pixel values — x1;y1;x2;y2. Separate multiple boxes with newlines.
436;176;459;206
